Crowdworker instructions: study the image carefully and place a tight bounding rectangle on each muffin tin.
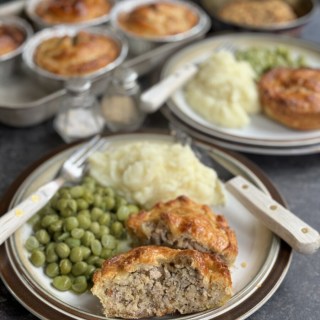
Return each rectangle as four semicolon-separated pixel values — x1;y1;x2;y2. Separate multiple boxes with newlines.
0;0;210;127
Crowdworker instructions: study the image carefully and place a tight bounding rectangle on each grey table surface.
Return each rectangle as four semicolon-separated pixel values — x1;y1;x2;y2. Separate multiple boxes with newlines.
0;1;320;320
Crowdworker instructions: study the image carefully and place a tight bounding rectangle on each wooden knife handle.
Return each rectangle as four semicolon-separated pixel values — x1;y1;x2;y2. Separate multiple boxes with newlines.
225;176;320;254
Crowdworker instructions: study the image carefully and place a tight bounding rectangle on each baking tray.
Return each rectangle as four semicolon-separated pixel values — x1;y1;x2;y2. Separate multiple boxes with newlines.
0;0;209;127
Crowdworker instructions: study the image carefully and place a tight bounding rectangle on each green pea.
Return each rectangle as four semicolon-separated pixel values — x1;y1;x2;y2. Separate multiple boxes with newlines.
46;243;58;263
48;220;63;233
41;214;59;228
101;234;117;250
70;186;84;198
64;237;81;248
127;204;140;215
78;209;90;217
115;197;127;210
55;232;70;242
72;261;88;276
64;217;79;232
98;213;111;226
45;263;59;278
80;246;91;260
77;215;91;230
100;248;112;259
103;196;115;211
59;259;72;275
35;229;50;245
60;199;77;218
93;195;103;208
85;265;96;280
59;187;71;198
30;249;46;267
116;206;131;221
111;221;124;238
72;276;88;294
52;276;72;291
86;255;99;266
81;231;95;247
57;198;69;211
70;247;83;263
98;226;110;238
25;236;39;252
83;190;94;204
76;198;89;210
71;228;85;239
89;222;100;235
91;207;103;221
42;206;57;216
91;239;102;256
55;242;70;259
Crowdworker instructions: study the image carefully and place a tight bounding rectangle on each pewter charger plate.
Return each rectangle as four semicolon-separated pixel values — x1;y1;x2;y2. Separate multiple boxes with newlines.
0;133;292;320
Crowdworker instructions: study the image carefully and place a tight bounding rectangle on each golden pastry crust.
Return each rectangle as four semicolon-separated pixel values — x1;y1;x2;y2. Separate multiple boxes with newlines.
118;2;198;37
259;67;320;130
0;25;25;56
127;196;238;265
34;31;119;76
218;0;297;27
92;246;232;318
35;0;112;24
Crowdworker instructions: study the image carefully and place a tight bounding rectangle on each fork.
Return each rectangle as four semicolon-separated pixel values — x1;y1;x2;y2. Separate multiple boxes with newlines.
0;135;105;246
140;42;235;114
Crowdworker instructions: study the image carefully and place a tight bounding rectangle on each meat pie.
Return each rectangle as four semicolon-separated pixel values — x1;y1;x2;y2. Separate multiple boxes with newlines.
92;246;232;318
127;196;238;265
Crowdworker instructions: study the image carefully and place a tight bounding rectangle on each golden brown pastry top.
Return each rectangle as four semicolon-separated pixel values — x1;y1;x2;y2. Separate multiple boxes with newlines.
34;31;119;76
127;196;238;265
35;0;112;24
93;245;231;284
0;25;25;56
258;67;320;130
117;2;198;37
218;0;297;27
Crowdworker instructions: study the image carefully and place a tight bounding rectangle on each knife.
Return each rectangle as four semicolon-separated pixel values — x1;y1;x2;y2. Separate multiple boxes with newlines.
171;126;320;255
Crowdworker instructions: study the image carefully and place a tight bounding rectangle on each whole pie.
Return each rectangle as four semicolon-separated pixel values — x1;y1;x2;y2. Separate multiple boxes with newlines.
117;2;199;37
0;25;25;56
34;31;119;76
258;67;320;130
35;0;112;24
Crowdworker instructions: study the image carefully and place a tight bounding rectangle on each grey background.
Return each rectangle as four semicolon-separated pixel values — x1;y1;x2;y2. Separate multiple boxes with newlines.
0;0;320;319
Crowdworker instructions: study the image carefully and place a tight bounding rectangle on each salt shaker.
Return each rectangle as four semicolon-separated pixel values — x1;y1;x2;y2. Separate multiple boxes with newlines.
54;79;105;143
101;68;145;132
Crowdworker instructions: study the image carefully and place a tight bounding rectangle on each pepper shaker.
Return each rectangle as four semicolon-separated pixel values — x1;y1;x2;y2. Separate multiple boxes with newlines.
101;68;145;132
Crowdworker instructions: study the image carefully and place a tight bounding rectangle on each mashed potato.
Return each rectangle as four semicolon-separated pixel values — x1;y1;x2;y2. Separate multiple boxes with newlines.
88;141;225;209
184;50;260;128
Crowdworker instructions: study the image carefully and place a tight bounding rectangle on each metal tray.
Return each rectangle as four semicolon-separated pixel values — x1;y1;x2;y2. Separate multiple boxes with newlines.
0;0;209;127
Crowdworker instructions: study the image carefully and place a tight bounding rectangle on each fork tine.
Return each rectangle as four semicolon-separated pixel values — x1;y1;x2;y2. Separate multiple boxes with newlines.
66;135;101;164
73;137;106;167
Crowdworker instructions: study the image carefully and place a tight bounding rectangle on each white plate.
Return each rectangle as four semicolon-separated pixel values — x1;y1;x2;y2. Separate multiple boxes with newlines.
0;133;292;319
162;106;320;155
162;33;320;148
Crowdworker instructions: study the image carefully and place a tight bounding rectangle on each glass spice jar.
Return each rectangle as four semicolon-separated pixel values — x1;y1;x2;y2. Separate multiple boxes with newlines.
101;68;145;132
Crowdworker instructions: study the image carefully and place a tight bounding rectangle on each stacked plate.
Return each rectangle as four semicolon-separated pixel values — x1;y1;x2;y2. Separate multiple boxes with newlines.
160;33;320;155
